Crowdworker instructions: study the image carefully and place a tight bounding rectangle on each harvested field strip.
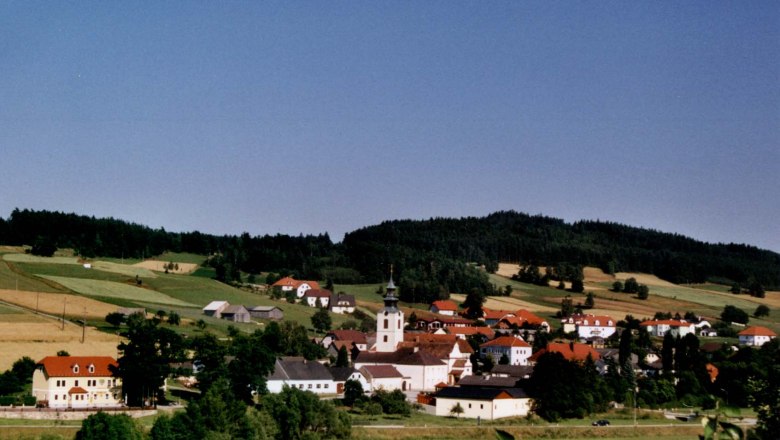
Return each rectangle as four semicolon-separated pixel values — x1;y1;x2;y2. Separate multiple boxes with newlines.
0;289;121;320
90;260;157;278
0;261;64;293
133;260;198;274
1;254;81;265
36;276;195;307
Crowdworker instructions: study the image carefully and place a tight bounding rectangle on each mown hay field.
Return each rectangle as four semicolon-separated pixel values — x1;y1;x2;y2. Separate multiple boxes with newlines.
36;276;195;307
133;260;198;274
0;289;119;320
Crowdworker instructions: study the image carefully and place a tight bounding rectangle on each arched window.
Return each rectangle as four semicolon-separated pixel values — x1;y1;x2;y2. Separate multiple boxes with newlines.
384;319;388;329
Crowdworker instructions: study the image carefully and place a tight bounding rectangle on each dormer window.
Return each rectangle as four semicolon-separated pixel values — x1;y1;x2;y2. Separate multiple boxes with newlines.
88;364;95;374
72;365;79;374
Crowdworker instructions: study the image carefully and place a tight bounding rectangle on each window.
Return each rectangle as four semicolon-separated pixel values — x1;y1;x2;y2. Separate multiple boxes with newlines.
383;335;388;342
308;384;312;389
88;364;95;373
54;395;58;400
316;384;321;389
398;319;401;329
468;403;472;408
384;319;388;329
75;380;79;386
480;404;483;409
324;384;329;389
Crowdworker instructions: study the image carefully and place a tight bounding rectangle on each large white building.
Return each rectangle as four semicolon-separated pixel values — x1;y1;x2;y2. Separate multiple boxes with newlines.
480;336;532;366
561;314;616;339
266;357;336;394
738;326;777;347
434;387;531;420
32;356;122;409
640;319;696;338
375;276;404;353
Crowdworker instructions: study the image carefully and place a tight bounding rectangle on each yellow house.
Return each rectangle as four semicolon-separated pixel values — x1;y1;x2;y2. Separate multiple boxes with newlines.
32;356;123;409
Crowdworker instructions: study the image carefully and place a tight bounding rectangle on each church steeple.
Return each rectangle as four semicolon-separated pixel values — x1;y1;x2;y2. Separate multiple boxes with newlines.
375;265;404;352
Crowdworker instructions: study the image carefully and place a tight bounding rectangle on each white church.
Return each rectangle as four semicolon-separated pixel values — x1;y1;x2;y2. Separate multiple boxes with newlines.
354;274;473;391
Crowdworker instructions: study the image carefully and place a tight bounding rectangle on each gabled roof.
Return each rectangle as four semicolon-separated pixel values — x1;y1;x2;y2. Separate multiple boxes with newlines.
250;306;282;312
489;364;534;378
480;336;530;348
529;342;600;363
398;351;446;366
37;356;117;378
203;300;228;311
738;326;777;337
327;330;368;344
360;365;404;379
331;294;356;306
445;327;495;339
303;289;332;298
272;277;320;289
328;367;358;382
355;348;445;366
457;375;520;388
68;386;88;394
267;357;333;381
431;300;458;311
222;305;248;315
513;309;547;326
435;386;528;400
563;314;615;327
482;309;514;320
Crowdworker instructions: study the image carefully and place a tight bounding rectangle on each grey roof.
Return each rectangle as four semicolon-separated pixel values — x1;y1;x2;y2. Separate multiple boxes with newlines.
222;305;248;315
435;386;529;400
250;306;282;312
328;367;357;382
331;294;356;307
268;357;333;381
203;300;228;311
489;364;534;378
355;348;445;366
457;375;520;388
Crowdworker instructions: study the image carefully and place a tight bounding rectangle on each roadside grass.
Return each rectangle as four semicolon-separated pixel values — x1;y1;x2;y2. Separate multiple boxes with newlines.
0;304;20;315
36;276;195;307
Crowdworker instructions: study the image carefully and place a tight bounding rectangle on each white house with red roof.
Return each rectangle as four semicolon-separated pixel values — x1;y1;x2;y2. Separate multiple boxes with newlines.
430;300;459;316
640;319;696;337
303;289;332;308
271;277;320;298
32;356;122;409
479;336;532;366
738;326;777;347
358;365;408;392
561;314;617;339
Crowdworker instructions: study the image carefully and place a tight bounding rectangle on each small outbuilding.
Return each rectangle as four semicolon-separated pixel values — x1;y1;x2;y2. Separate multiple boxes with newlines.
249;306;284;320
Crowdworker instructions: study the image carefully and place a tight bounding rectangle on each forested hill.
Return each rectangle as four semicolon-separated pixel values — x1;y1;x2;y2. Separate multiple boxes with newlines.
342;211;780;289
0;208;778;290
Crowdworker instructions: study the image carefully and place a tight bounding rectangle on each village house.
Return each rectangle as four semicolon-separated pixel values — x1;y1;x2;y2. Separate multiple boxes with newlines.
640;319;696;338
329;294;356;314
438;326;495;340
358;365;408;392
248;306;284;320
433;386;531;420
561;314;617;339
302;289;332;308
202;300;229;318
429;300;459;316
479;336;532;366
322;330;369;352
415;316;475;331
328;366;367;394
738;326;777;347
266;357;336;394
32;356;122;409
271;277;320;298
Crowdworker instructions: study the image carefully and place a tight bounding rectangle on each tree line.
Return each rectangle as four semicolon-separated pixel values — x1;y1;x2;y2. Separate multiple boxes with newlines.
2;208;777;293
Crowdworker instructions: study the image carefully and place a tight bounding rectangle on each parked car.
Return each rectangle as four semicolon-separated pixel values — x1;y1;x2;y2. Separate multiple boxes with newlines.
592;419;610;426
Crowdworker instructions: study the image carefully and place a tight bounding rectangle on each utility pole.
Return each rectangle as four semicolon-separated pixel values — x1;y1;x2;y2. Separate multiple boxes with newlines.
61;298;66;330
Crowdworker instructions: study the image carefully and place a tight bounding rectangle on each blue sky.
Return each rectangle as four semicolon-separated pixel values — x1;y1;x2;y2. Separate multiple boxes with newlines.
1;1;778;251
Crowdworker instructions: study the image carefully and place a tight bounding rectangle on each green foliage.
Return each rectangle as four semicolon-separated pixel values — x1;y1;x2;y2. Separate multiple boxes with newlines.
262;385;351;439
167;311;181;325
76;412;144;440
105;312;125;328
637;284;650;300
335;345;350;368
30;236;57;257
753;304;770;318
311;308;332;334
721;305;749;324
461;288;486;319
343;379;365;407
371;389;412;416
623;277;639;294
113;314;185;406
612;281;623;292
449;402;464;417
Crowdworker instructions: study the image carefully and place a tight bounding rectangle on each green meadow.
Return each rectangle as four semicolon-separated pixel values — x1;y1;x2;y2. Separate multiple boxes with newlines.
36;275;195;307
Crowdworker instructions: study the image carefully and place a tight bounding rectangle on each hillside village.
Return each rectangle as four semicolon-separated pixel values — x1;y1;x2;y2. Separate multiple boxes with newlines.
0;211;777;439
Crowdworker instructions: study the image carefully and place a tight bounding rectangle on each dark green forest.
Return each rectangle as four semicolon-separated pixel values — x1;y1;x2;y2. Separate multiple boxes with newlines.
1;209;777;295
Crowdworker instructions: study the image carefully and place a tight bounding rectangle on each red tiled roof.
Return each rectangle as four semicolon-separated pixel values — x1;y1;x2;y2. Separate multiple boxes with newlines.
514;310;547;325
361;365;404;379
445;327;495;338
480;336;530;348
303;289;332;298
37;356;117;378
456;339;474;354
738;326;777;337
431;300;458;311
482;309;514;320
640;319;691;327
405;333;457;344
271;277;320;289
563;314;615;326
328;330;368;344
530;342;600;363
68;386;88;394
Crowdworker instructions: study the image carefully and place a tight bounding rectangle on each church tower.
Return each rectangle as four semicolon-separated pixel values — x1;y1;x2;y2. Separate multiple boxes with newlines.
375;268;404;352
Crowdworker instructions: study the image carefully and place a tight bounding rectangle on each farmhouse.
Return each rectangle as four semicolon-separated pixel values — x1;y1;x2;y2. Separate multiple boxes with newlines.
434;386;531;419
738;326;777;347
248;306;284;320
359;365;408;392
32;356;122;409
266;357;336;394
561;314;617;339
640;319;696;338
330;294;356;314
322;330;369;352
430;300;459;316
303;289;332;308
271;277;320;298
479;336;532;366
529;342;601;365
